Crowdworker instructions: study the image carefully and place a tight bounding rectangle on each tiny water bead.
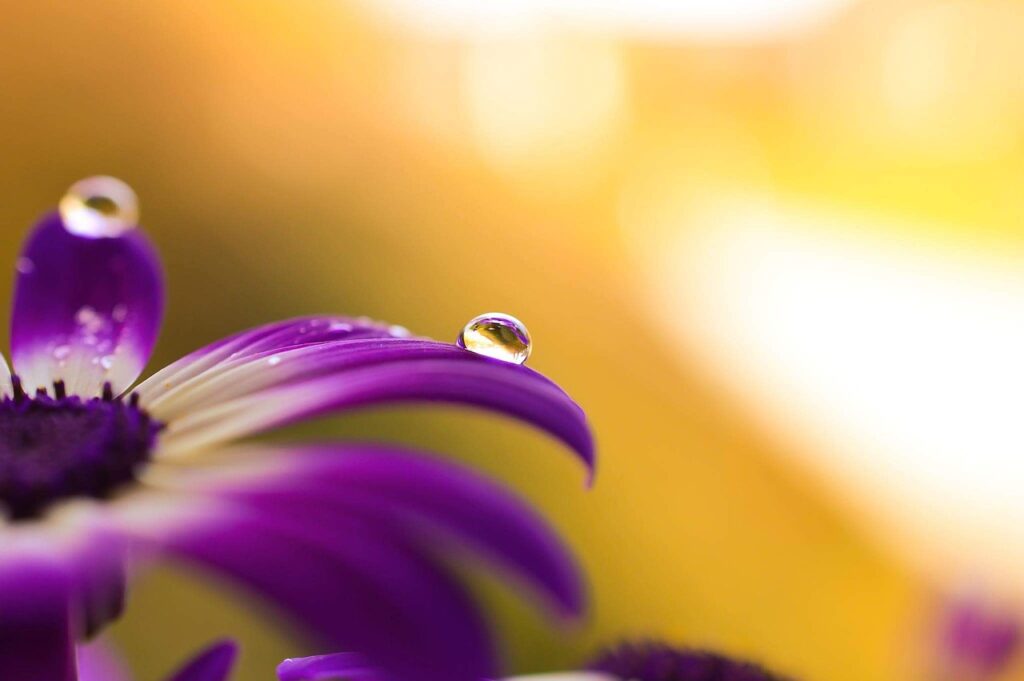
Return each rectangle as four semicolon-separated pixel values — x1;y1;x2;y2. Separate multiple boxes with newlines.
457;313;532;364
58;175;139;238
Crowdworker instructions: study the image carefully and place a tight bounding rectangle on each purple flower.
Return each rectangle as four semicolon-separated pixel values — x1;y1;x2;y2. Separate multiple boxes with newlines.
277;640;792;681
937;596;1020;679
587;641;792;681
77;639;237;681
0;179;594;681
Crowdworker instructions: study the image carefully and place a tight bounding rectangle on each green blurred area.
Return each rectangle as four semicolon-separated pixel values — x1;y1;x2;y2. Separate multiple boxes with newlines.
0;2;930;679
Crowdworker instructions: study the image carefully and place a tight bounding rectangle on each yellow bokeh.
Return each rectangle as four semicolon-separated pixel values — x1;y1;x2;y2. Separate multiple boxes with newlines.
4;1;1023;679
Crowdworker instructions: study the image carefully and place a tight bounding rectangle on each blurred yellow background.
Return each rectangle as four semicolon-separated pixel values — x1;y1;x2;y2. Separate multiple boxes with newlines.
4;1;1024;679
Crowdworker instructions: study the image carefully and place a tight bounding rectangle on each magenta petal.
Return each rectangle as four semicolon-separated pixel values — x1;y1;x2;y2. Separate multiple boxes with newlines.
67;533;128;639
164;640;238;681
143;503;496;681
277;653;385;681
159;343;594;477
135;316;402;405
77;640;132;681
0;556;77;681
200;445;585;619
11;212;164;396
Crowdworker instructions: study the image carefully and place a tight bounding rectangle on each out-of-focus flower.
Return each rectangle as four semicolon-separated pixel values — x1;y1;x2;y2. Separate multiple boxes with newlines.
0;177;594;681
77;639;237;681
933;597;1021;681
585;641;793;681
277;640;792;681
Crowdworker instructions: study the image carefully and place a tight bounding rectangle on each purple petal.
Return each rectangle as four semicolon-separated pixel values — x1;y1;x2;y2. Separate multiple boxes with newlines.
0;555;78;681
941;597;1020;677
170;445;584;619
130;499;496;681
164;640;237;681
277;653;386;681
155;342;594;477
77;640;132;681
135;316;403;406
12;212;164;396
66;529;128;639
0;352;12;397
589;641;793;681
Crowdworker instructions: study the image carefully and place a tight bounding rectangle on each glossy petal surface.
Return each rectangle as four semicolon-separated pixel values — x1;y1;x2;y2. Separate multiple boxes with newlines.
165;640;237;681
154;339;593;477
11;213;163;396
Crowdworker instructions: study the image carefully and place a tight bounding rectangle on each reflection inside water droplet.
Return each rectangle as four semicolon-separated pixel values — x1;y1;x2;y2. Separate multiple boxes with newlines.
59;176;139;238
457;313;532;364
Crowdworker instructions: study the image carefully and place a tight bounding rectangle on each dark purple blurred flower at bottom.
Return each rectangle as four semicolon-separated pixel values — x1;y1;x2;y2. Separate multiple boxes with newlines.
588;641;792;681
277;640;793;681
0;178;594;681
937;596;1021;680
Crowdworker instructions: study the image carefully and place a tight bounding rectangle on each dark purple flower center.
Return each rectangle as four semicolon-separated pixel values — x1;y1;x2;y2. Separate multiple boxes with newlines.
0;376;162;519
588;641;791;681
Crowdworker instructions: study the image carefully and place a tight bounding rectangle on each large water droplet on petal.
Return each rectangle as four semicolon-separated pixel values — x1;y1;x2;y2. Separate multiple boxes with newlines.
59;176;139;238
457;313;532;364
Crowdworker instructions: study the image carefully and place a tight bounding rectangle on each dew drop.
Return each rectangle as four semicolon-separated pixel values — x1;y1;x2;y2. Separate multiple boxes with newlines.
267;355;282;366
59;176;139;238
75;306;106;334
99;355;115;370
53;345;71;361
457;313;532;364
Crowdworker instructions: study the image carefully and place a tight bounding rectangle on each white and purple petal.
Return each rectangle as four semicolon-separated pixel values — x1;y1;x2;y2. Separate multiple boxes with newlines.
0;352;12;397
11;212;164;396
277;653;386;681
276;656;613;681
151;342;593;476
151;445;584;619
124;497;495;681
135;316;403;407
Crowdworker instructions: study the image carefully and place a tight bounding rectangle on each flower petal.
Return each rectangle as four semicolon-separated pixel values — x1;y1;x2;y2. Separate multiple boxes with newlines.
118;494;496;681
77;640;132;681
277;653;386;681
0;554;78;681
0;352;13;397
503;675;616;681
164;640;237;681
149;444;584;619
40;501;132;639
12;212;164;396
134;316;403;407
66;528;128;639
153;342;594;477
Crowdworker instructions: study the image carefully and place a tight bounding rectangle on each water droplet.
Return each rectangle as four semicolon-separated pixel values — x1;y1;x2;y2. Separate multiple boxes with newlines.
99;355;115;370
457;313;532;364
75;306;106;334
389;325;411;338
112;304;128;323
267;355;282;366
53;345;71;361
15;257;34;275
59;176;139;238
